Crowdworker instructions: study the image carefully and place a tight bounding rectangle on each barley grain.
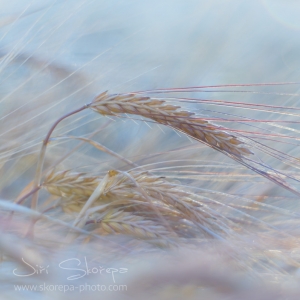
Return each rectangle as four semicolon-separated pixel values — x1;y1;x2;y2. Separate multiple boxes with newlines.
91;92;253;158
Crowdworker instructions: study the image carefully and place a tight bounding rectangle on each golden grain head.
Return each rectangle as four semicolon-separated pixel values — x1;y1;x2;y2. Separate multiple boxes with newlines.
91;92;253;157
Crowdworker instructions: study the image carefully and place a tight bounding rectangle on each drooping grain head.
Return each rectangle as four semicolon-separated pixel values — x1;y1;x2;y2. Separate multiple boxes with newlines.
91;92;253;158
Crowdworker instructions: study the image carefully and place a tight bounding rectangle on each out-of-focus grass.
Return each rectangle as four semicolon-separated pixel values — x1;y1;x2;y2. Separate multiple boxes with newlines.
1;1;300;299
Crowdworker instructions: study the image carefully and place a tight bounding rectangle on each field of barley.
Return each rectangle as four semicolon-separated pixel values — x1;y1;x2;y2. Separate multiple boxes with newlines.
1;1;300;299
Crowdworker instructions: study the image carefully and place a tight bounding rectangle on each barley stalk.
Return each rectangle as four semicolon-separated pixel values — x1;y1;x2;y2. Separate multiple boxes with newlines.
89;92;300;197
30;104;89;212
91;92;253;157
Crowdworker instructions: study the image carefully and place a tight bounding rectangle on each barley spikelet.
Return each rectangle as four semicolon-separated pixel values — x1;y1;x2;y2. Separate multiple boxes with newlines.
43;169;203;218
95;209;175;241
43;170;99;199
42;170;238;239
91;92;252;157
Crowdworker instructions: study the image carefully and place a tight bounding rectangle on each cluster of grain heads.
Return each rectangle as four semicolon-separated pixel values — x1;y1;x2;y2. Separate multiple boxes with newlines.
43;166;300;250
26;89;300;243
90;92;253;158
43;169;241;244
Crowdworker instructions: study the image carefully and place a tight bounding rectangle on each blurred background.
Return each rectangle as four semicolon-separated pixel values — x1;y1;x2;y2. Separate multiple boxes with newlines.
1;0;300;91
1;1;300;298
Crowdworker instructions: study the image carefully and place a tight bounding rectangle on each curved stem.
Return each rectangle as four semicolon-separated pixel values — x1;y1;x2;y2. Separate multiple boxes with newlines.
31;103;91;211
